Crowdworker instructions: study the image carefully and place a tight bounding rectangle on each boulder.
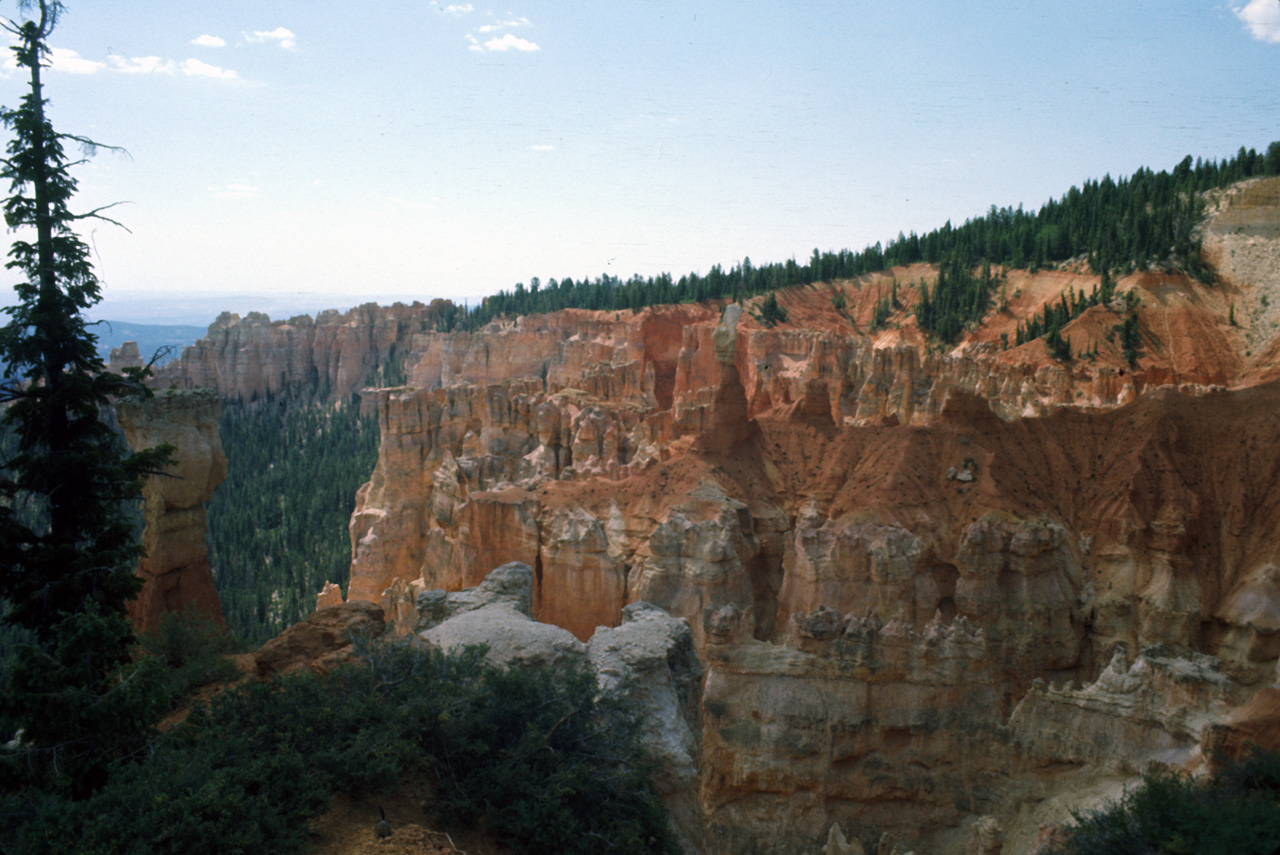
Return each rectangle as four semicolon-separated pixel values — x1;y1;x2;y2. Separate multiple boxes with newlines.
417;562;587;670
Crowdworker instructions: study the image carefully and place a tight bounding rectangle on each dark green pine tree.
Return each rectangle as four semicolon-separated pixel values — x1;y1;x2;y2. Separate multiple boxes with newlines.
0;0;171;795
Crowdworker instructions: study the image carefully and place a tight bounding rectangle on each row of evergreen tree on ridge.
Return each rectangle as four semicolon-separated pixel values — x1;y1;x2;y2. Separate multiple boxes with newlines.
428;142;1279;336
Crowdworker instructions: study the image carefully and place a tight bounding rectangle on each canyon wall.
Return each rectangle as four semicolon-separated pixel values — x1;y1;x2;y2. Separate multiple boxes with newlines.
147;177;1280;852
152;300;456;405
332;183;1280;854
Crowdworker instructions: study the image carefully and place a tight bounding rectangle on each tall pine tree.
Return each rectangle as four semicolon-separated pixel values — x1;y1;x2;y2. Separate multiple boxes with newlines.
0;0;170;794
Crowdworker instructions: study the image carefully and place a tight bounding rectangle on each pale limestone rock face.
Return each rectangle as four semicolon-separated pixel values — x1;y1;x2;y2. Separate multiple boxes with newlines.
115;388;227;632
778;518;927;631
107;340;143;372
825;824;867;855
1214;562;1280;683
968;816;1005;855
1008;645;1235;770
422;604;587;670
955;514;1084;674
588;601;702;854
628;498;761;649
418;562;587;671
701;613;998;854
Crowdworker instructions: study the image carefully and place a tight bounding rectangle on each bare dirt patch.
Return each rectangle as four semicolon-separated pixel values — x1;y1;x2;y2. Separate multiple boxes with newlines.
310;791;511;855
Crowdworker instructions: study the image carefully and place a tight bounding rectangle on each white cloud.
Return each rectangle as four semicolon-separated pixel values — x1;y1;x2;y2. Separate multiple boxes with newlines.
245;27;297;49
105;54;237;80
108;55;173;74
213;183;259;199
192;34;226;48
530;144;554;151
477;16;530;33
479;33;539;52
1235;0;1280;42
47;47;105;74
180;58;238;79
441;3;474;14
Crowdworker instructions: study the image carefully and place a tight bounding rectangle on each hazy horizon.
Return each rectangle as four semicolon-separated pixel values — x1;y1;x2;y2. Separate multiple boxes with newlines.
1;1;1278;324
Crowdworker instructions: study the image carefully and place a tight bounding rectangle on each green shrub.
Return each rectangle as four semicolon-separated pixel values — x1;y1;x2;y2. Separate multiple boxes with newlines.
136;603;241;703
419;656;675;855
1;639;678;855
1057;747;1280;855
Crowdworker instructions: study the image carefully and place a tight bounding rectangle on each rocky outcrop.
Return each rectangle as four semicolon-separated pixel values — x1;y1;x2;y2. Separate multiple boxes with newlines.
1008;645;1233;769
417;561;587;670
107;340;144;372
116;388;227;633
254;600;385;677
1202;176;1280;377
416;565;703;852
589;600;704;853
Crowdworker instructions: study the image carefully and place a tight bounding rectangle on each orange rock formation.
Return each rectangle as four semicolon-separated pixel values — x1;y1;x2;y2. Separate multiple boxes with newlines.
115;388;228;633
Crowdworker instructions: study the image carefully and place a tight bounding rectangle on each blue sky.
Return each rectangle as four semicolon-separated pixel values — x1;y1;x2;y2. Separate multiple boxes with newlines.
0;0;1278;325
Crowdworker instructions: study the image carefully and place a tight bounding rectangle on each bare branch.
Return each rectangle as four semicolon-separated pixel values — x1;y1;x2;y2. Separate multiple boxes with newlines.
58;133;131;161
69;201;134;233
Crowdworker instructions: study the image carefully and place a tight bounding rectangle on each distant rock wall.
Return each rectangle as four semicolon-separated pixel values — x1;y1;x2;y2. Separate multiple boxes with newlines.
153;301;453;405
115;388;227;633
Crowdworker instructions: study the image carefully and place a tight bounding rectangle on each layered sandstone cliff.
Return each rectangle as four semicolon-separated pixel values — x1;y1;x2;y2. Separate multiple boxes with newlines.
152;300;456;405
115;388;227;633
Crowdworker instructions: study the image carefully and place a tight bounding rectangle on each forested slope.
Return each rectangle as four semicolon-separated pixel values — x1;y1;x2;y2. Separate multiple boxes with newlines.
207;404;379;644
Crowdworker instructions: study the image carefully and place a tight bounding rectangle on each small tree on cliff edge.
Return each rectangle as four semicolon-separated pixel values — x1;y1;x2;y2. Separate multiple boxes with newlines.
0;0;170;794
